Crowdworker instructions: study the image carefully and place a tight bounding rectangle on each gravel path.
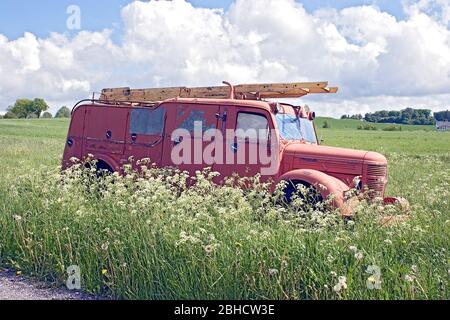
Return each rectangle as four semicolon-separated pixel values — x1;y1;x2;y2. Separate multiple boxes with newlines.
0;269;96;300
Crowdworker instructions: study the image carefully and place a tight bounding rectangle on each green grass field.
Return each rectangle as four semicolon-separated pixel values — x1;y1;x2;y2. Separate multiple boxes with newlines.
0;118;448;299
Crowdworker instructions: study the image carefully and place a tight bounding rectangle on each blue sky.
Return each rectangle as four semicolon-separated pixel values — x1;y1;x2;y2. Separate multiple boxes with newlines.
0;0;405;41
1;0;448;117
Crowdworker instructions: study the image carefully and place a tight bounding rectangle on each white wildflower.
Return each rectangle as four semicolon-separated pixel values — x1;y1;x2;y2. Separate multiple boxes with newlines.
384;239;392;245
204;244;215;254
268;269;279;276
404;274;415;283
101;242;109;251
354;252;364;261
333;276;348;293
348;245;358;253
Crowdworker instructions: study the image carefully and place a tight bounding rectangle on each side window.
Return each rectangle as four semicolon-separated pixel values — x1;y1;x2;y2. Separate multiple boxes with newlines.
236;112;269;142
177;109;216;133
130;107;165;135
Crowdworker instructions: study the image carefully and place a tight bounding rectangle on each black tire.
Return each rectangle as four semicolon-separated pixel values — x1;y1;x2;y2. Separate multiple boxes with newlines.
283;180;323;207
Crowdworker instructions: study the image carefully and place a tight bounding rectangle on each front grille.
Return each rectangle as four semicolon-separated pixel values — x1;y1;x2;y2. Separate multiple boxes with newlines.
367;164;387;176
366;178;385;195
365;164;387;197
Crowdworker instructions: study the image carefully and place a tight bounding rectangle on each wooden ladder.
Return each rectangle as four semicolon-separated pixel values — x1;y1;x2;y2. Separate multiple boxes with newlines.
101;81;338;102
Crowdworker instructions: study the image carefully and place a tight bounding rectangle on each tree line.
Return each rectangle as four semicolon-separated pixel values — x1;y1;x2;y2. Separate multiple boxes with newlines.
0;99;71;119
434;110;450;122
342;108;448;125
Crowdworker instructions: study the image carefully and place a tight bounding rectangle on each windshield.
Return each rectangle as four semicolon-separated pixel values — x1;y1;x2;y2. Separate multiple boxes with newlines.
276;113;317;143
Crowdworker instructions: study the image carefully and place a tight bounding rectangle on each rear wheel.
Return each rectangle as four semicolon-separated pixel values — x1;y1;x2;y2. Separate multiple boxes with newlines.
82;160;114;196
95;160;114;178
84;160;114;178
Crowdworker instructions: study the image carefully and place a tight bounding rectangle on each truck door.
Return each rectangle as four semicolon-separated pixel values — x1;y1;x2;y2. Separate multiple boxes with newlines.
162;103;219;176
125;106;166;168
215;106;275;182
83;106;127;158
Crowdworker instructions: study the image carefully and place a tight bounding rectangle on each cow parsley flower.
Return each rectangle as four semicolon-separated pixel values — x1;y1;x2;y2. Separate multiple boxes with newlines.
354;252;364;261
268;269;279;277
348;245;358;253
204;244;215;254
101;242;109;251
404;274;415;283
333;276;348;293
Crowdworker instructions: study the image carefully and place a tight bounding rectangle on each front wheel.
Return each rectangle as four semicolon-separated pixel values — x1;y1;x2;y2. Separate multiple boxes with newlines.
283;180;324;208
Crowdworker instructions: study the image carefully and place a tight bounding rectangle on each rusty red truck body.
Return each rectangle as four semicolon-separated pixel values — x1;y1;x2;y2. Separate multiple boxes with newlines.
62;82;398;215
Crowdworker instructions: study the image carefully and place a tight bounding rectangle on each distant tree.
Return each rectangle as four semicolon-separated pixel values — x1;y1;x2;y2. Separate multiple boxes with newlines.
31;98;49;118
434;110;450;121
0;114;3;119
26;113;38;119
42;112;53;119
55;106;71;118
3;111;18;119
8;99;33;118
8;98;49;118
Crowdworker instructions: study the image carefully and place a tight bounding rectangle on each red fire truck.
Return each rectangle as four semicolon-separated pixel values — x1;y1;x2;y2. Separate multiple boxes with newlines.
62;81;402;215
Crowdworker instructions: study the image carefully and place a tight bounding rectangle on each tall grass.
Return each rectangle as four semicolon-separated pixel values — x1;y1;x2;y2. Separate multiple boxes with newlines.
0;158;448;299
0;119;448;299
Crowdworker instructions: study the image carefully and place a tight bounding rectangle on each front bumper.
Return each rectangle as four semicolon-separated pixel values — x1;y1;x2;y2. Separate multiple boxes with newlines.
340;196;410;217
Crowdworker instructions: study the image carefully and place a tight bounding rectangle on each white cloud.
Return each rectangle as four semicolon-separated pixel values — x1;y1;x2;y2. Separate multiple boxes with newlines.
0;0;449;117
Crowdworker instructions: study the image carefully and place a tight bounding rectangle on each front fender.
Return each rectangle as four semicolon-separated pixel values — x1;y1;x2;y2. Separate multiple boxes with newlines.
276;169;351;214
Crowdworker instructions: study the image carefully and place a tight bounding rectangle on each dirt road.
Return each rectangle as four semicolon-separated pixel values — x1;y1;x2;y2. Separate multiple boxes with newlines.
0;269;94;300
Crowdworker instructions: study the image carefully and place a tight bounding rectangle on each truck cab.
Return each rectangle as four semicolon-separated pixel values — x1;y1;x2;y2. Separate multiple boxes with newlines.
62;82;391;215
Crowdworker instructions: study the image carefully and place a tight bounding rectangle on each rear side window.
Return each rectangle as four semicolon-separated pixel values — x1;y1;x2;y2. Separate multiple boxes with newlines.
130;107;165;135
236;112;269;141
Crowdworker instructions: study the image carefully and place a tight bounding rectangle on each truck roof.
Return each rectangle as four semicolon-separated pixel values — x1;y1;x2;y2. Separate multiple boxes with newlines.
163;97;273;112
73;97;274;115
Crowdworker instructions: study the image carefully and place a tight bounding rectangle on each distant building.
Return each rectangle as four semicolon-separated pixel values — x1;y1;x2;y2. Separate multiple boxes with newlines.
436;120;450;131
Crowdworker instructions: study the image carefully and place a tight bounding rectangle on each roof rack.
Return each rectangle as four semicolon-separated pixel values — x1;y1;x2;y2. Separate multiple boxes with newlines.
101;81;338;102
